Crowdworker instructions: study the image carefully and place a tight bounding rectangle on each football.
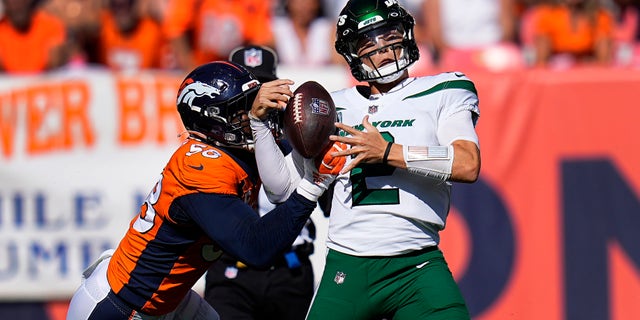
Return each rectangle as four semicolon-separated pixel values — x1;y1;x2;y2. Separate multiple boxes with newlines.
283;81;337;158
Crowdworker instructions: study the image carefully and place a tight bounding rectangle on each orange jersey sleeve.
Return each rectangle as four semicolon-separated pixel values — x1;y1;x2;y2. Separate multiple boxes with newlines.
0;10;66;73
99;11;164;70
106;139;259;315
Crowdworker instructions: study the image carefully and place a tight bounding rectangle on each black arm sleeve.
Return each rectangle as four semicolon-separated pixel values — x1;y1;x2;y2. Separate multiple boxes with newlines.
173;190;316;269
318;180;335;217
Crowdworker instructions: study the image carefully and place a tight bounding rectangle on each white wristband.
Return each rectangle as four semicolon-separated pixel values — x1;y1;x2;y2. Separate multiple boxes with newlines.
296;179;323;202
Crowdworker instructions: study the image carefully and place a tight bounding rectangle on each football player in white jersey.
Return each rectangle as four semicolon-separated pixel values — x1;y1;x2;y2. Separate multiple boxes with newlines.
249;0;481;319
306;0;481;319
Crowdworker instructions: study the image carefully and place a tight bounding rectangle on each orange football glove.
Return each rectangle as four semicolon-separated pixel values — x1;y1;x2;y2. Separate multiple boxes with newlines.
316;141;347;175
296;141;347;202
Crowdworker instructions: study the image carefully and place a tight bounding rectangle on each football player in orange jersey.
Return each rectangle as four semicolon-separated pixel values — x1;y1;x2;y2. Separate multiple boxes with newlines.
205;45;320;320
66;61;343;320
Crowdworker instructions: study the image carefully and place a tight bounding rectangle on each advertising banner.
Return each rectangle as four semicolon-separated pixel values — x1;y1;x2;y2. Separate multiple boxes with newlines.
1;66;639;320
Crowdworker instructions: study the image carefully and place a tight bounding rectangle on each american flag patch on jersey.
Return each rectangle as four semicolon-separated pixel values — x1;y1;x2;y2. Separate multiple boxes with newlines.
310;98;330;115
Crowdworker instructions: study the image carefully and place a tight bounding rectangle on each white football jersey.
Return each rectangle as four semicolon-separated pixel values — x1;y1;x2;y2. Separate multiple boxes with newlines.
327;72;480;256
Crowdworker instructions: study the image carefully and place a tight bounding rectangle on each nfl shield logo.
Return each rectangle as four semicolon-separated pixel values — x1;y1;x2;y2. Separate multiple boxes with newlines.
334;271;346;284
224;266;239;279
244;48;263;67
368;105;378;114
311;98;330;115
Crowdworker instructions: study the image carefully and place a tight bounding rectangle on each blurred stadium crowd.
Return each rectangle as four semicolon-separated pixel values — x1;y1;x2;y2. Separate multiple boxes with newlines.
1;1;640;319
0;0;639;75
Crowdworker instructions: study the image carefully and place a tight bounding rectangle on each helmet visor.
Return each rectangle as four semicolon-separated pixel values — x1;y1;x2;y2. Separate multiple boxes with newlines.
355;24;405;58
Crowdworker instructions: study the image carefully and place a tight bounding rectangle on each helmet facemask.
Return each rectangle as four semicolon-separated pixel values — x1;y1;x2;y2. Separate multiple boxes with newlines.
198;89;283;150
354;24;412;84
335;0;420;83
199;86;259;149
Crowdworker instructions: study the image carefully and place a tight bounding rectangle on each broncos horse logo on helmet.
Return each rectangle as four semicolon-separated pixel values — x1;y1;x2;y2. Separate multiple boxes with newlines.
335;0;420;84
176;61;281;149
177;81;224;108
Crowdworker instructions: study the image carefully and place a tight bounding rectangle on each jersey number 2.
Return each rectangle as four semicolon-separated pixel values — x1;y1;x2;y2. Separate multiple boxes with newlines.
351;132;399;206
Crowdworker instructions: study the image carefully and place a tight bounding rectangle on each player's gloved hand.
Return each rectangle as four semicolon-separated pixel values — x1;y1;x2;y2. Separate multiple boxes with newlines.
296;141;347;202
317;141;347;175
